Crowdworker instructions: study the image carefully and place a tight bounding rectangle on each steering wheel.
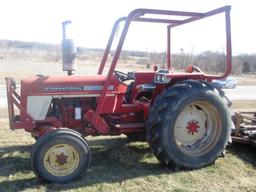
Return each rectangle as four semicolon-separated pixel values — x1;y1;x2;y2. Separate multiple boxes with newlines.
114;70;135;82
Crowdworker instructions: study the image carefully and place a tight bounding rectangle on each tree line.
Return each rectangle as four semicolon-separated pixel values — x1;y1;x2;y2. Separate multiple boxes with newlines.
120;50;256;75
0;40;255;75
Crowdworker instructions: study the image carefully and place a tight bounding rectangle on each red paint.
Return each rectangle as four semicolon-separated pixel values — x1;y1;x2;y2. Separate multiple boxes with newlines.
56;153;68;165
37;126;56;138
186;120;200;135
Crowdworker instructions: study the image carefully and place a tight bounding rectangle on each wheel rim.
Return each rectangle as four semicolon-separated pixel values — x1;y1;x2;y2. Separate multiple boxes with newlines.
173;101;221;156
43;144;80;177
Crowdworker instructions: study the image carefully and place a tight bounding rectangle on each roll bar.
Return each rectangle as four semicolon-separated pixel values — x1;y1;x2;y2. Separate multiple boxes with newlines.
93;6;232;122
98;6;231;77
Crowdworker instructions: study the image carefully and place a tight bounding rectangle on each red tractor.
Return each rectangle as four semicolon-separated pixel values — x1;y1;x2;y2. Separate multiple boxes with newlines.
6;6;232;183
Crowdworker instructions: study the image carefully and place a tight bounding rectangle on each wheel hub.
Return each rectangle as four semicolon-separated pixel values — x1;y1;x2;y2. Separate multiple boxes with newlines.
186;120;200;135
174;105;206;146
56;152;68;165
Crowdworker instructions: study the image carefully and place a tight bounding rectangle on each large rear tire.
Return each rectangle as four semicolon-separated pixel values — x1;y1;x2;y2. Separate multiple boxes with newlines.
147;80;231;169
31;128;91;183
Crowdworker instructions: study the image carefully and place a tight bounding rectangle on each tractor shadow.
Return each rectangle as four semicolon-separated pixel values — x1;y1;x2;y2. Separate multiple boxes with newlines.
228;143;256;166
0;144;41;191
0;136;256;191
0;144;33;177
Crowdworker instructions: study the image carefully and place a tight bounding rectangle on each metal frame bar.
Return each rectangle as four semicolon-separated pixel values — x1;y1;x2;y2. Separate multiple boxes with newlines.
167;26;171;69
93;6;232;123
167;6;232;80
5;77;35;130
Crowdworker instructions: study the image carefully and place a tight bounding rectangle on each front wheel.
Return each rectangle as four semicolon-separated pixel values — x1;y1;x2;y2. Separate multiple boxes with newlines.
31;128;91;183
147;80;231;169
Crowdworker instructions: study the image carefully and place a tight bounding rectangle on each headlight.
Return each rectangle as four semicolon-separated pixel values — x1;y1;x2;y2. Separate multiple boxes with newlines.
156;74;161;82
154;74;171;84
161;75;166;82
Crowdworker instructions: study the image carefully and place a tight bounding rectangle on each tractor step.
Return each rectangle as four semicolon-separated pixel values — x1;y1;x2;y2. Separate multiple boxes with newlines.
113;123;144;129
109;122;145;133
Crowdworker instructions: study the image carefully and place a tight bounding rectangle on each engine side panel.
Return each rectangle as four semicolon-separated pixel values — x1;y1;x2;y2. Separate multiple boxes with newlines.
27;96;52;120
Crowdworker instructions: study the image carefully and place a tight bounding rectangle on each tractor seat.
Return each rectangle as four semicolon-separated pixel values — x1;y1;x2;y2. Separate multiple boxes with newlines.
124;83;156;103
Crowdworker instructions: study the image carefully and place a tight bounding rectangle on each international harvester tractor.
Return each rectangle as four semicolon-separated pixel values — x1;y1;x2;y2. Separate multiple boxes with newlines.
6;6;232;183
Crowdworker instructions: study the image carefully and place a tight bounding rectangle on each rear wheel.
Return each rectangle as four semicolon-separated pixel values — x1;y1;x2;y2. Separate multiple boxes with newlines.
147;80;231;169
31;128;91;183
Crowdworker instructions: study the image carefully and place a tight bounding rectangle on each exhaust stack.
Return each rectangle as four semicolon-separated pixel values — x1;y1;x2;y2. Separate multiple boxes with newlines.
62;20;77;76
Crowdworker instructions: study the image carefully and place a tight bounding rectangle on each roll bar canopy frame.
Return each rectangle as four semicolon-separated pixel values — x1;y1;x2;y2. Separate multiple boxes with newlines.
98;6;231;77
93;6;232;122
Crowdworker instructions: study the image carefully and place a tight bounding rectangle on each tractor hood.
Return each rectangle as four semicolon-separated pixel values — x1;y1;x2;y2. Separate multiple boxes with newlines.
20;75;119;96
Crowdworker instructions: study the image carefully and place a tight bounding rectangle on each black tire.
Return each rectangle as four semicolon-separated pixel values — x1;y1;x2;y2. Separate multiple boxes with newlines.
147;80;231;169
31;128;91;183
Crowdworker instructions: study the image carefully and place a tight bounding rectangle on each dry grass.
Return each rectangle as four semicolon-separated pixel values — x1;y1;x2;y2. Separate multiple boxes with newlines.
232;100;256;111
0;103;256;192
0;55;151;84
235;75;256;86
0;58;100;84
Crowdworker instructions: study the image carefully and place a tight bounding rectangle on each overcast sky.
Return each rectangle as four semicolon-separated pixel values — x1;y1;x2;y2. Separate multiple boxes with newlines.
0;0;255;54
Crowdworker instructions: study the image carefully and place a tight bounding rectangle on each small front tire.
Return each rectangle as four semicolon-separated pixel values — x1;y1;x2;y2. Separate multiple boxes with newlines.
31;128;91;183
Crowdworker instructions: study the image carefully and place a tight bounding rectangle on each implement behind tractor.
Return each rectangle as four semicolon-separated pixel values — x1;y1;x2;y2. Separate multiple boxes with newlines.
6;6;232;183
232;112;256;147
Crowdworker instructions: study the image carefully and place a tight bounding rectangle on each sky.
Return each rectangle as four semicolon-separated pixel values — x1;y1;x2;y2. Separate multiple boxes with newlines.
0;0;255;54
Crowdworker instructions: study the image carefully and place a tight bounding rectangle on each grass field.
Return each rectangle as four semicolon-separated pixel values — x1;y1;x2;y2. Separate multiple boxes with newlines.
0;100;256;192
